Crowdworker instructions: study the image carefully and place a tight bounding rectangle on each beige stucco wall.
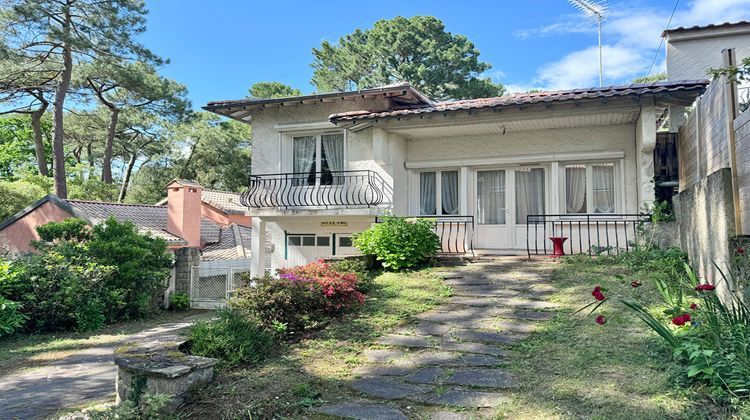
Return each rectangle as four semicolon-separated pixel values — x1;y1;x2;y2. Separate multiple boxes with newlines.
404;123;640;214
666;31;750;81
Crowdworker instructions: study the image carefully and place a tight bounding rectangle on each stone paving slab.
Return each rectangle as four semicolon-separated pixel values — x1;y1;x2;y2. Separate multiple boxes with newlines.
377;334;435;349
448;296;560;309
362;349;405;364
422;388;511;408
353;365;413;377
439;340;508;357
313;402;408;420
351;377;432;400
404;367;446;384
445;369;516;388
450;329;525;345
396;322;451;336
393;351;507;368
429;411;472;419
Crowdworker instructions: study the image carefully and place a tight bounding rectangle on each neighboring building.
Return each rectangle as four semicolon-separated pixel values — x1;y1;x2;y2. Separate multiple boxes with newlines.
663;21;750;289
205;81;707;275
0;180;251;261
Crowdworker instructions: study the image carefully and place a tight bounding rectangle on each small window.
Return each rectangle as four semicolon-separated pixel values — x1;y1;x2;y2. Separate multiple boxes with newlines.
563;162;617;214
288;236;301;246
419;170;459;216
339;236;353;247
302;236;316;246
316;236;330;247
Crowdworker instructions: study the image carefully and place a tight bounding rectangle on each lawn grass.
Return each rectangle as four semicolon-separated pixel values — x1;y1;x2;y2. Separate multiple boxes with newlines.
0;309;207;376
178;268;451;419
498;256;730;419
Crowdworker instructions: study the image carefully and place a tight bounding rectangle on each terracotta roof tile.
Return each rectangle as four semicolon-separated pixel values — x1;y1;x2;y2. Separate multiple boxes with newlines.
201;189;246;215
329;80;710;123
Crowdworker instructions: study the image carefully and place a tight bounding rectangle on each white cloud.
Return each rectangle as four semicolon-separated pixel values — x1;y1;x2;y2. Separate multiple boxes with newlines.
508;0;750;90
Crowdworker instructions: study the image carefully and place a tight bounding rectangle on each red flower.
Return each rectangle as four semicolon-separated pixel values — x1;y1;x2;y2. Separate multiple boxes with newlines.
595;315;607;325
695;283;716;291
631;280;642;288
681;313;691;322
593;285;601;292
738;247;745;255
593;290;606;301
690;303;698;310
672;315;686;326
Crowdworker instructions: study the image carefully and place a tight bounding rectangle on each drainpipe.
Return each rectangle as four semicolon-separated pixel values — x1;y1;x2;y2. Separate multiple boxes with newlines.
721;49;743;235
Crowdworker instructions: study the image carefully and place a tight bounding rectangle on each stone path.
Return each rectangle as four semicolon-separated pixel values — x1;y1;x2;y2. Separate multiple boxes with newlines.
315;256;557;419
0;314;208;420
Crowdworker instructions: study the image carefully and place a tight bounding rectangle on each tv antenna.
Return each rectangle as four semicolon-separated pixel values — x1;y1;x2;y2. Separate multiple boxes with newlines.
569;0;608;86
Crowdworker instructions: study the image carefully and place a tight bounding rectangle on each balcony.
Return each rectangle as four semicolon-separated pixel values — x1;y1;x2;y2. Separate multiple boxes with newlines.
240;170;390;210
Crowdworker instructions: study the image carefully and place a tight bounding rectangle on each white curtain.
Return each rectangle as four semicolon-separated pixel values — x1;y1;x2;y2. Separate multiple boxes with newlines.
293;136;316;186
515;168;545;224
565;165;587;213
420;172;436;215
441;171;459;215
477;170;505;224
321;133;344;185
593;163;615;213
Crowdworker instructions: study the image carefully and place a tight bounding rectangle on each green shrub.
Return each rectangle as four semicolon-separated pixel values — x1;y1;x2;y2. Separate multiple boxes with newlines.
0;295;27;336
231;274;328;336
169;292;190;310
188;309;274;367
0;180;47;221
330;257;374;292
353;215;440;271
0;217;171;333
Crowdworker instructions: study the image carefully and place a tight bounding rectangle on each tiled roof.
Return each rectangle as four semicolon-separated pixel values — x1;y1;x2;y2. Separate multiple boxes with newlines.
201;224;252;261
201;189;247;215
329;80;710;123
66;200;220;246
663;21;750;36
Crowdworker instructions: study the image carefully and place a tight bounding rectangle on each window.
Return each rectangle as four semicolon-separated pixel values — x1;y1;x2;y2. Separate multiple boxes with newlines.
419;170;459;215
477;170;506;224
515;168;545;224
293;133;344;186
287;234;331;247
564;162;616;214
338;236;353;247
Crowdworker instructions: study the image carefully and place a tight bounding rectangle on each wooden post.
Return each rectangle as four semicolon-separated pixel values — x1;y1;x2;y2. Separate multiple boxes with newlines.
722;49;743;235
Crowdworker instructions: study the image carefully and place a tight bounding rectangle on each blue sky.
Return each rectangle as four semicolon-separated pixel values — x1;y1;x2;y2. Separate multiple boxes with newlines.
140;0;750;109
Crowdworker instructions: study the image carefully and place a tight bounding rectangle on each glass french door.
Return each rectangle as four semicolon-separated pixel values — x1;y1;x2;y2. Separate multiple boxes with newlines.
475;167;546;249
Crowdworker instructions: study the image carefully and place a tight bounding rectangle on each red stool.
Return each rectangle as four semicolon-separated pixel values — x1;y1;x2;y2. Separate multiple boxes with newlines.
549;236;568;257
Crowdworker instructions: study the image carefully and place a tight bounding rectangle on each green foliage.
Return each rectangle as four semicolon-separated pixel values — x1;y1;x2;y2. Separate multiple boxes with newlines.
329;257;374;292
0;115;50;179
0;217;171;333
0;179;47;221
35;218;91;242
353;215;441;271
86;393;176;420
248;81;301;99
0;294;27;336
169;292;189;311
311;16;504;100
188;309;274;367
632;73;667;84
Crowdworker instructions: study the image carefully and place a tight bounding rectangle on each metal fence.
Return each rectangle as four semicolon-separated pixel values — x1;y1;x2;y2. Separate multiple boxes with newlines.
526;213;651;257
376;215;475;256
190;259;251;309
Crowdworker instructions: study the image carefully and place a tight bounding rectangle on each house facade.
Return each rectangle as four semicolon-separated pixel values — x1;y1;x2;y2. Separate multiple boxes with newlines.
206;81;707;276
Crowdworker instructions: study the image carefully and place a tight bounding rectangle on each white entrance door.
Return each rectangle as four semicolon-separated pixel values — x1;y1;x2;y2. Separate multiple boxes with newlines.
474;167;546;250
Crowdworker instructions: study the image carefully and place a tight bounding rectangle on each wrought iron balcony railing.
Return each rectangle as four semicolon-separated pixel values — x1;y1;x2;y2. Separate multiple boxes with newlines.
526;213;652;257
240;170;390;209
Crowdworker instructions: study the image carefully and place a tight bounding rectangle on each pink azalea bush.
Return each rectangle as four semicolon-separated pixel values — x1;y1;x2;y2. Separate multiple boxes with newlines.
231;260;366;336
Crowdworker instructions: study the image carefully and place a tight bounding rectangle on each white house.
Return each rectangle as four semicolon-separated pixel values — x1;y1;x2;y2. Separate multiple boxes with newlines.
205;80;707;275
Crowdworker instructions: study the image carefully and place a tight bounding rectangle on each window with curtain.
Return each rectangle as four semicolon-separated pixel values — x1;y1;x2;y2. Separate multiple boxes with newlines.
593;163;615;213
563;161;617;213
515;168;545;224
293;136;316;186
419;170;459;215
477;170;506;224
292;133;344;186
419;172;437;215
565;164;587;213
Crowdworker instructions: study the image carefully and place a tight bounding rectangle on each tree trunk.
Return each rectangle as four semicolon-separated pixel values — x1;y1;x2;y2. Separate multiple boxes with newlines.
52;6;72;198
179;136;200;178
118;151;137;202
30;101;49;176
102;107;119;183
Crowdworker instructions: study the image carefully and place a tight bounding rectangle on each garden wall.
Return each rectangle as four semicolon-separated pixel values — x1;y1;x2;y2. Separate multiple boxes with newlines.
673;168;737;298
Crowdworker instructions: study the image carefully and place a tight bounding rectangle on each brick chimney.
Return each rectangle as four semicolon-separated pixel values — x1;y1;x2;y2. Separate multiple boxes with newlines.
166;180;203;248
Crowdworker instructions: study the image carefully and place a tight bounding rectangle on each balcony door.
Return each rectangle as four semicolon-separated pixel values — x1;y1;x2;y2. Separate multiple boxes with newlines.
293;133;344;186
474;167;546;249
